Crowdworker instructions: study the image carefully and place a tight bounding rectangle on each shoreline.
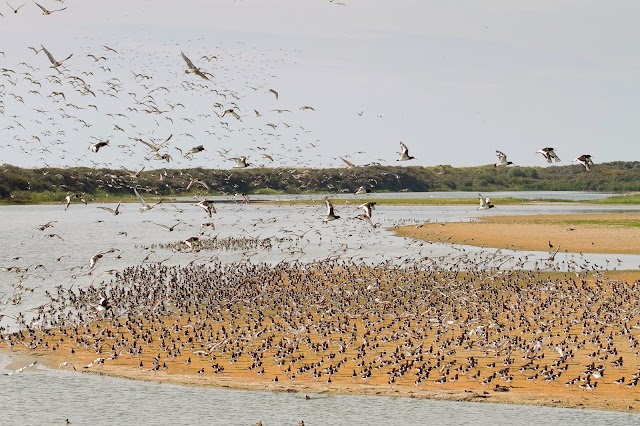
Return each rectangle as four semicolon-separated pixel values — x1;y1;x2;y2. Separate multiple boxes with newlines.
1;345;637;413
393;213;640;255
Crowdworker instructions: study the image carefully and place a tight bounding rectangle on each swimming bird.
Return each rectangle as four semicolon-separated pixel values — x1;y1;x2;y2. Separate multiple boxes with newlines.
40;45;72;68
322;197;340;223
133;187;163;211
89;140;109;153
397;142;415;161
536;147;561;163
478;194;495;209
181;52;209;80
573;154;594;171
33;1;66;14
495;150;513;167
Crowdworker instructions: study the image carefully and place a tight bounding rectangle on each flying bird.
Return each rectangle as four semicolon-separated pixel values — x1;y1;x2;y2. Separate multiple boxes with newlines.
197;200;216;218
64;193;87;211
97;203;122;216
230;156;251;168
89;140;109;153
536;147;561;163
573;154;594;171
133;187;163;211
397;142;415;161
322;197;340;223
6;1;25;13
478;194;495;210
33;1;66;14
494;150;513;167
358;202;376;218
181;52;209;80
40;45;72;68
268;88;279;100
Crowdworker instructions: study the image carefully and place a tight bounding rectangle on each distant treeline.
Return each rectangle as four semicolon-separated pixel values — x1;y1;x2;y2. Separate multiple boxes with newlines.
1;162;640;203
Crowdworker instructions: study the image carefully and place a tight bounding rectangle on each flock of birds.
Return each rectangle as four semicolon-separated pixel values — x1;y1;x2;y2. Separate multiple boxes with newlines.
0;2;635;420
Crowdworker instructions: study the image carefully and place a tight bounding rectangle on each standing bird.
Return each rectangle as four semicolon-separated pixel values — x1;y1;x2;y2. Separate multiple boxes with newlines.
397;142;415;161
536;147;561;163
478;194;495;210
573;154;594;171
322;198;340;223
181;52;209;80
40;45;73;68
89;140;109;153
494;150;513;167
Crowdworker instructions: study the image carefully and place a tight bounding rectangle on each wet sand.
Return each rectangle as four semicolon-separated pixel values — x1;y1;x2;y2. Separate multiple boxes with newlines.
393;213;640;255
2;258;640;413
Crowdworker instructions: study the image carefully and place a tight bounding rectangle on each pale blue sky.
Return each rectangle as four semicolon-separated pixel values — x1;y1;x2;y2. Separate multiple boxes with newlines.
0;0;638;170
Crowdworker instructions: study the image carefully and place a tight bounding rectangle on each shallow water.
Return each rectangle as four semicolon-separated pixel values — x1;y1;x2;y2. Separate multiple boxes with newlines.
1;353;639;426
1;192;639;425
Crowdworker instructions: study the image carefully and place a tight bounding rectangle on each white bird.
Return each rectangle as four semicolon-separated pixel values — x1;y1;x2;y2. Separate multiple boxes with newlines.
197;200;216;218
58;362;76;371
40;45;72;68
494;150;513;167
358;202;376;219
322;197;340;223
133;187;163;211
355;185;370;195
230;156;251;168
181;52;209;80
83;357;105;369
573;154;594;171
397;142;415;161
536;147;561;163
186;179;210;191
64;193;86;211
478;194;495;210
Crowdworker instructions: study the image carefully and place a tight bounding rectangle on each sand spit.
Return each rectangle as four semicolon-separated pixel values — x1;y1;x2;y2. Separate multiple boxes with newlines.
2;261;640;412
393;213;640;255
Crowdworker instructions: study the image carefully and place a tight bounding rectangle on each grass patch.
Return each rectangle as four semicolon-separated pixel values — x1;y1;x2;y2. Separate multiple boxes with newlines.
590;194;640;205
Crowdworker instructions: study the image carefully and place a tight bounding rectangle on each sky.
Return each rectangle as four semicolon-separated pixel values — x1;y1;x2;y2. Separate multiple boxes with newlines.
0;0;638;171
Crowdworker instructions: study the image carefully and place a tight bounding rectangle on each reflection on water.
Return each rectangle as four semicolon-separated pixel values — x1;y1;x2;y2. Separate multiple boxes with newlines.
1;192;639;424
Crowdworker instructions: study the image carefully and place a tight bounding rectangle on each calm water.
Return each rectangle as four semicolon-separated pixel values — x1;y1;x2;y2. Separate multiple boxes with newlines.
1;353;639;426
1;192;639;425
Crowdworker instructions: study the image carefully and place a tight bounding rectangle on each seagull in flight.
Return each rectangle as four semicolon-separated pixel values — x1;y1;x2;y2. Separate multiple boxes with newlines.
536;147;561;163
357;202;376;219
181;52;209;80
64;193;86;211
144;220;183;232
573;154;594;171
133;187;163;211
230;156;251;168
322;197;340;223
478;194;495;210
33;1;66;14
197;200;216;218
494;150;513;167
89;140;109;153
269;88;279;99
132;133;172;153
397;142;415;161
40;45;72;68
97;203;122;216
6;1;25;13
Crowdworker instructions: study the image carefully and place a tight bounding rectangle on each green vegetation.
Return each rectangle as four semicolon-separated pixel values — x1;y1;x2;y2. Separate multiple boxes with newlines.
1;161;640;205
